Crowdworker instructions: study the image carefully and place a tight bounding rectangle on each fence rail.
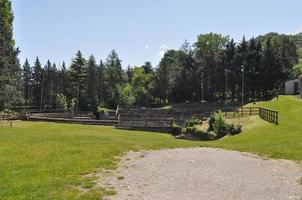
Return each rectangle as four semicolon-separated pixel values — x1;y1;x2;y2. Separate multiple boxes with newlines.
223;107;279;125
118;118;173;128
259;107;279;125
223;107;260;118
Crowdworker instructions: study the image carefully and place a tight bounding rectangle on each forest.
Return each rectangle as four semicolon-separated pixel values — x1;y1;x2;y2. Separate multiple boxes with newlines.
1;0;302;112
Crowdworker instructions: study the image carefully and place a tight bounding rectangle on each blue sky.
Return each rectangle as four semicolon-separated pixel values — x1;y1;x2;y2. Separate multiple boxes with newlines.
12;0;302;68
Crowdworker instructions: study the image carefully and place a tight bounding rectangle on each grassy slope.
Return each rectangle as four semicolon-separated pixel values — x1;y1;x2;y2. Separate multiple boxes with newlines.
0;122;200;200
0;95;301;199
203;95;302;161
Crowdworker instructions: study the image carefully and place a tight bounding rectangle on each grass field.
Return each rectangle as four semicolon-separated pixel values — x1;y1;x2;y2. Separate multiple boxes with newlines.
204;95;302;161
0;121;200;199
0;95;301;199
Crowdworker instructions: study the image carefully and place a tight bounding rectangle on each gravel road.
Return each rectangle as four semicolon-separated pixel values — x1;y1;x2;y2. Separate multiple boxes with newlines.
101;148;302;200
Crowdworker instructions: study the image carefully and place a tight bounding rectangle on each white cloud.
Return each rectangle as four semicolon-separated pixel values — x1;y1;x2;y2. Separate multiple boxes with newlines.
158;45;168;58
144;45;149;50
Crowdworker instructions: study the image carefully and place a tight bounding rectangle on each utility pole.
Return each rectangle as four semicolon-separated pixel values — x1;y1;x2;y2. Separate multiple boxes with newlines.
40;72;44;112
241;65;245;108
225;68;230;105
201;82;204;106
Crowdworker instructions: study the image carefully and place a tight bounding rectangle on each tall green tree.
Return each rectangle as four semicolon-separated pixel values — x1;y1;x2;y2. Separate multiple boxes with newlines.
57;62;70;99
194;33;229;100
0;0;23;110
142;61;153;74
32;57;43;109
103;50;124;108
154;49;183;103
69;50;87;111
22;59;32;106
98;60;105;104
86;55;98;110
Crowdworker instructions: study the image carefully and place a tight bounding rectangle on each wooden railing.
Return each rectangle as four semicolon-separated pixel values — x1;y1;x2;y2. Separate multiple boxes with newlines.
223;107;279;125
118;117;173;128
223;107;260;118
259;107;279;125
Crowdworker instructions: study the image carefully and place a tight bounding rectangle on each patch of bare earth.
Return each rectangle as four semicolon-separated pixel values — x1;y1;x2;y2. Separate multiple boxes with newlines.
97;148;302;200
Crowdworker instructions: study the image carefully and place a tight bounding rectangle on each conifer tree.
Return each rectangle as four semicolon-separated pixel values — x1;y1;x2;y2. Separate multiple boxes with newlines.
98;60;105;104
0;0;23;110
32;57;43;109
86;55;98;110
103;50;124;108
22;59;32;107
70;50;87;111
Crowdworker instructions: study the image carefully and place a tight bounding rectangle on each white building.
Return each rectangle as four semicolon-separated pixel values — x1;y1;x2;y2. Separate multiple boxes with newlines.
285;76;302;97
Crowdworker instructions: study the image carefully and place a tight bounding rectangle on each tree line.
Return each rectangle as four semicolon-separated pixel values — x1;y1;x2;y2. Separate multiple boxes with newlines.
19;32;300;111
156;33;300;104
1;0;302;112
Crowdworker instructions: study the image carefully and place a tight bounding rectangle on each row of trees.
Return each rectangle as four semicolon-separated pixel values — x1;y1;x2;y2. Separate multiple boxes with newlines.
20;32;300;111
21;50;155;111
155;33;299;104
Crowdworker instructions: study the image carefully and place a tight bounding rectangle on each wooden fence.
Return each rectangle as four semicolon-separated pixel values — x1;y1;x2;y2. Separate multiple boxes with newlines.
223;107;279;125
259;107;279;125
223;107;260;118
30;112;93;119
118;118;173;128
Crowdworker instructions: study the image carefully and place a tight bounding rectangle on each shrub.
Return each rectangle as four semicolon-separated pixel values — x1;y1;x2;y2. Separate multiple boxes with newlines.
185;116;202;127
209;111;242;138
208;115;215;131
56;93;68;111
97;107;111;119
182;127;209;140
225;124;242;135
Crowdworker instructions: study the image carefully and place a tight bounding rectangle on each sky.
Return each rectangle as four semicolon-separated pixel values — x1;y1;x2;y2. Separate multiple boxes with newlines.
12;0;302;68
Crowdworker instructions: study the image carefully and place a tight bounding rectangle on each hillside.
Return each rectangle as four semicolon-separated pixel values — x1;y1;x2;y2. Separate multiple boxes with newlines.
204;95;302;161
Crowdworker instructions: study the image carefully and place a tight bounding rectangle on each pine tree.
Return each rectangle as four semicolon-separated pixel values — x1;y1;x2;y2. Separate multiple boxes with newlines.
261;38;284;97
22;59;32;107
32;57;43;109
98;60;105;104
126;65;133;83
59;62;70;99
70;50;87;111
222;39;237;101
42;60;55;108
0;0;23;110
103;50;124;108
142;61;153;74
86;55;98;110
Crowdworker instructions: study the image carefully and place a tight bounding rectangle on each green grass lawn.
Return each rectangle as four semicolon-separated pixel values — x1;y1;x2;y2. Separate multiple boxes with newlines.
0;121;200;199
203;95;302;161
0;95;301;199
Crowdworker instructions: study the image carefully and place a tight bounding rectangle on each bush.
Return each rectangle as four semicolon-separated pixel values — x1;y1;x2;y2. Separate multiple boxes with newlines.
97;107;111;119
56;93;68;111
182;127;209;140
225;124;242;135
208;116;215;132
185;116;202;127
209;111;242;138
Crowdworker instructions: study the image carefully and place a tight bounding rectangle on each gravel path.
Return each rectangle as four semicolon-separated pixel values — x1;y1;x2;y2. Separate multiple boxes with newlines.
100;148;302;200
